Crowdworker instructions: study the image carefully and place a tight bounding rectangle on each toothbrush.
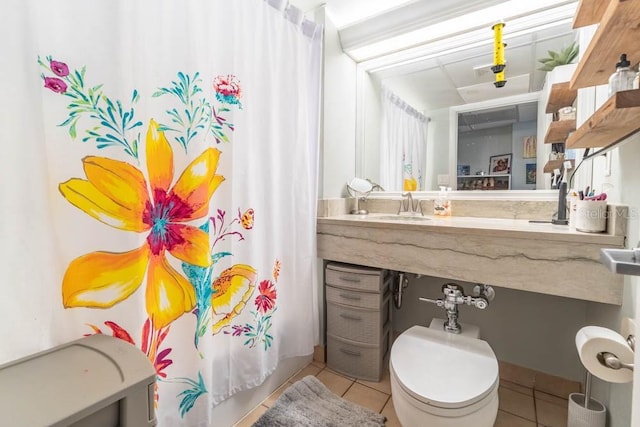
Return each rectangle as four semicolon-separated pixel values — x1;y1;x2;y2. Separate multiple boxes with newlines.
551;168;561;188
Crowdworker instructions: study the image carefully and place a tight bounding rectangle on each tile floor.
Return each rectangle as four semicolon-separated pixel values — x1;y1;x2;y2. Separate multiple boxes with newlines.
234;359;580;427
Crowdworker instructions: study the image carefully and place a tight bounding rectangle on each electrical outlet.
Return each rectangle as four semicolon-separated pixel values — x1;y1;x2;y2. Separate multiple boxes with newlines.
621;317;636;344
437;174;449;185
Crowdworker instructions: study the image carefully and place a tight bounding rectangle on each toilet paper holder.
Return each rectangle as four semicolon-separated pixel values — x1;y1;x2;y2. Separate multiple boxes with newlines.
596;333;635;372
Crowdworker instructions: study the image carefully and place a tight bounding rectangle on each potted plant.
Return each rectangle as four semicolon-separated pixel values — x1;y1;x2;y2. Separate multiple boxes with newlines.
537;42;579;72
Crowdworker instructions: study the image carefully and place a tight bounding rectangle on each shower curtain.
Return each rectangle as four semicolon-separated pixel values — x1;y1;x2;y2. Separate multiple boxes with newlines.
379;87;428;191
0;0;321;425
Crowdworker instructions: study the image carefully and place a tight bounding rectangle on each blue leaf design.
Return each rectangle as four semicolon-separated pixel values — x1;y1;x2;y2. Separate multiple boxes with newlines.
212;252;232;264
177;372;208;418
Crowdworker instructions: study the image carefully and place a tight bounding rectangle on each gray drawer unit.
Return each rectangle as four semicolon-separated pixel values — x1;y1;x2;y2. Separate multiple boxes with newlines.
325;262;391;381
325;263;389;293
325;285;387;310
326;327;391;382
326;295;391;345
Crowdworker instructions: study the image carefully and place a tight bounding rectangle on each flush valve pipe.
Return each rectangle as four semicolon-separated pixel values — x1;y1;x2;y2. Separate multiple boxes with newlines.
419;283;495;334
393;272;409;309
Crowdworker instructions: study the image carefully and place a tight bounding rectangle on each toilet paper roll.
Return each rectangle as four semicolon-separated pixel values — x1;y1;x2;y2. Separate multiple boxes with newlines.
575;326;634;383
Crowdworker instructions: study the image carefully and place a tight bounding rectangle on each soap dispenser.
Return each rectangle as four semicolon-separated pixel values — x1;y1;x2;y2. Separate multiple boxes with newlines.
434;186;451;217
608;54;635;97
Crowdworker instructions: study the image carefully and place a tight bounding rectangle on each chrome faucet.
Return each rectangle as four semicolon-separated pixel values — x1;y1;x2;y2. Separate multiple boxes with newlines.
398;192;423;215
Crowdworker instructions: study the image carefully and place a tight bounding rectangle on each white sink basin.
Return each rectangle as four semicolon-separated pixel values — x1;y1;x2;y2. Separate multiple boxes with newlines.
600;248;640;276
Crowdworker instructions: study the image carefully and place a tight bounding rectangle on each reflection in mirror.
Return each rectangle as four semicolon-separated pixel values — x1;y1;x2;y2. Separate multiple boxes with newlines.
456;101;538;191
354;1;577;192
379;87;429;192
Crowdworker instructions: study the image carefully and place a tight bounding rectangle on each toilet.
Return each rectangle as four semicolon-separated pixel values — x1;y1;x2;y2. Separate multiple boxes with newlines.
389;322;499;427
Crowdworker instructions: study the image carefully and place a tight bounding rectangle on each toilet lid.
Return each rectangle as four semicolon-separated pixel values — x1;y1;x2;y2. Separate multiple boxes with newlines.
390;325;498;409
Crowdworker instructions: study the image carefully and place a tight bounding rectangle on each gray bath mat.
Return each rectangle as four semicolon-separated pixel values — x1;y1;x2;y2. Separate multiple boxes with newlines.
252;375;386;427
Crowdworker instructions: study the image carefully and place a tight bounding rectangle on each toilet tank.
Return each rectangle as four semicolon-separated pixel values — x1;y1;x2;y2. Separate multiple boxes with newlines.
0;334;157;427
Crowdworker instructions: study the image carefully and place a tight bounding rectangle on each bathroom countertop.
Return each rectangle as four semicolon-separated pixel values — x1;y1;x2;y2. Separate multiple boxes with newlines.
317;213;626;305
318;213;625;246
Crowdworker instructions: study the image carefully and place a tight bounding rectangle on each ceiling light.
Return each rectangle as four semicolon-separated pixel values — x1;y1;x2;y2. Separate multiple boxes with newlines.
362;4;575;74
346;0;577;62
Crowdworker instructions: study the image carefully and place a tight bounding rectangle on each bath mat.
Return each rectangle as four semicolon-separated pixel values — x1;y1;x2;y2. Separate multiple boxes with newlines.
252;375;386;427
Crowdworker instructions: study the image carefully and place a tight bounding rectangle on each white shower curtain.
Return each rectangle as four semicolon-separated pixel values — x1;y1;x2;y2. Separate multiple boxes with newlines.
0;0;321;425
379;87;428;191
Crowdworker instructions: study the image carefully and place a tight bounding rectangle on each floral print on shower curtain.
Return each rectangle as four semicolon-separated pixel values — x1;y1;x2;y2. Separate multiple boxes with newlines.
5;1;321;424
39;56;280;416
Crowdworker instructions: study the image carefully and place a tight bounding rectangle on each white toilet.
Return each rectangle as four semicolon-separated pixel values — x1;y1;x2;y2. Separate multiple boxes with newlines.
389;322;499;427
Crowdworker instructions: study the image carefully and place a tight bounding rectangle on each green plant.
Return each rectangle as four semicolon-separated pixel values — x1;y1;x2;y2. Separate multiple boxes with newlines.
537;42;579;71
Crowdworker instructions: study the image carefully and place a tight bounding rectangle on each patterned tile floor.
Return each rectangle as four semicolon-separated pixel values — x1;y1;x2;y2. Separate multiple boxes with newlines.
235;360;580;427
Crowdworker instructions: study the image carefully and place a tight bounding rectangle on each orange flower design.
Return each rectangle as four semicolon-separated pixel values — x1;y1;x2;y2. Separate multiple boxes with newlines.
59;120;224;328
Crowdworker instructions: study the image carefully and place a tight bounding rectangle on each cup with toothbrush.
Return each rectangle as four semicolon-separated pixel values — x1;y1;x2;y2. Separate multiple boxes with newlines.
574;189;608;233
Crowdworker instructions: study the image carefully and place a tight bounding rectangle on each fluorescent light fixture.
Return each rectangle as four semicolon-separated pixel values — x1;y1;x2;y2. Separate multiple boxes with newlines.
330;0;415;28
457;73;531;104
346;0;577;62
362;5;574;74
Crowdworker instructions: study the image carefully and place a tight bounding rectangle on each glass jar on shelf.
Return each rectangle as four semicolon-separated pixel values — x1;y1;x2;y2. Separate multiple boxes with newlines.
608;54;635;97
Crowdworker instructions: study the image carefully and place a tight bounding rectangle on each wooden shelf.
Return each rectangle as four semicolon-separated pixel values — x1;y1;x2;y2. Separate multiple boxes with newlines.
543;159;575;173
546;82;578;113
570;0;640;89
544;119;576;144
573;0;609;28
457;174;510;179
566;89;640;149
457;174;510;190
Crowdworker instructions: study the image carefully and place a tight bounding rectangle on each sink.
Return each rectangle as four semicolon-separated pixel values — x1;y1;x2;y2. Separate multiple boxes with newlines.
600;248;640;276
371;215;431;222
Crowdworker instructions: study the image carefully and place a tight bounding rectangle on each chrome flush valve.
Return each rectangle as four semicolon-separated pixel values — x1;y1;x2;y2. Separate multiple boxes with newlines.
419;283;495;334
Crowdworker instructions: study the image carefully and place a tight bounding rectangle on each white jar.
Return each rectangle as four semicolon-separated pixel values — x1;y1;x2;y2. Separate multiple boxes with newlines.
575;200;607;233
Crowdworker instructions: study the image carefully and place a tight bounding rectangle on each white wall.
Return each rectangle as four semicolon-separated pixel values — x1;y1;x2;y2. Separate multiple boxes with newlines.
567;23;638;423
457;125;512;176
582;131;640;427
319;8;357;198
511;121;537;190
425;108;450;190
362;72;381;184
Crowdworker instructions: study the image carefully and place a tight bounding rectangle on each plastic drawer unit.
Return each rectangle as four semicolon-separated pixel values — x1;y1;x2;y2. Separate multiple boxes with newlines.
325;262;391;381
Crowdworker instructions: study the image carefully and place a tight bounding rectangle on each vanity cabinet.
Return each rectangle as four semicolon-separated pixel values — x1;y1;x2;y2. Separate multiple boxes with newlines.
325;262;391;382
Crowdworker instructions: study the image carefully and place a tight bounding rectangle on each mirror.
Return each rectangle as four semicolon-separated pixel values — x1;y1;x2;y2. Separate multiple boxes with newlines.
354;1;577;192
450;95;542;191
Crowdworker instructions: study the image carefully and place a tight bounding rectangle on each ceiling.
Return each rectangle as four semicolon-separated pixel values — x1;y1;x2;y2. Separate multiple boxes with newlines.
289;0;414;28
379;25;576;111
290;0;578;112
458;102;538;133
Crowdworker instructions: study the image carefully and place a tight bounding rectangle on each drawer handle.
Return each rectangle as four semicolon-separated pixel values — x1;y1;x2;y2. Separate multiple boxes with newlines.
339;313;362;321
339;293;361;300
339;276;361;283
340;348;361;357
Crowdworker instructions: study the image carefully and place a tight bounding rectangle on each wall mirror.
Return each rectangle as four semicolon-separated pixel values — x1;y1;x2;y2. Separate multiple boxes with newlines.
450;94;541;192
353;0;578;193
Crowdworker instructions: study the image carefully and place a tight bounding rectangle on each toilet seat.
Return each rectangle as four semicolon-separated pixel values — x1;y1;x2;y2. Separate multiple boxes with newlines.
390;325;499;410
